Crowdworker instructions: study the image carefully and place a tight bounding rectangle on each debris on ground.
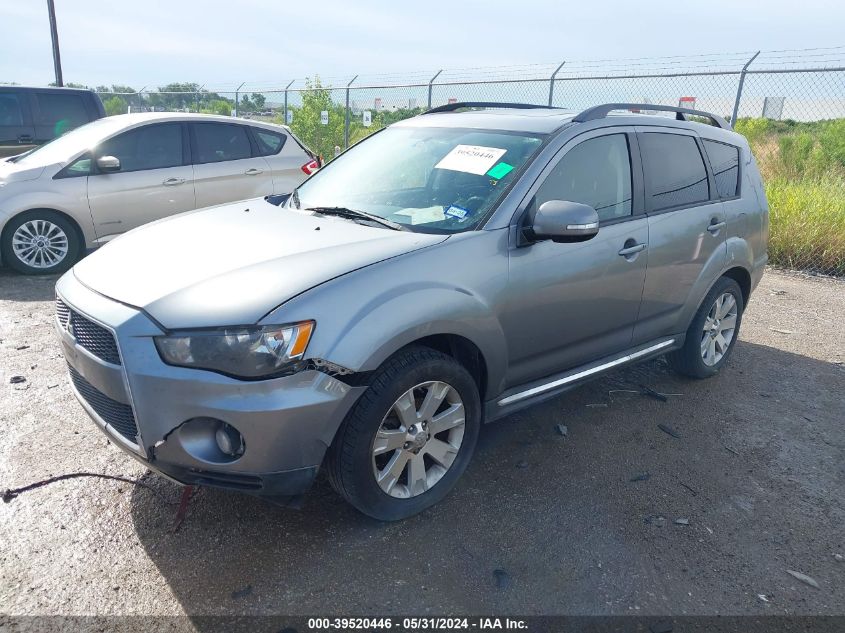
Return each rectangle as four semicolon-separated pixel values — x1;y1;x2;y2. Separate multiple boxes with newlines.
674;518;690;526
516;460;529;469
770;328;794;334
586;403;608;408
724;444;741;456
786;569;820;589
835;554;843;563
657;424;681;439
493;568;511;589
172;485;196;532
649;621;673;633
630;472;650;482
640;384;669;402
9;375;26;384
554;424;568;437
15;345;30;350
2;472;174;504
679;483;698;496
758;594;771;603
770;289;787;296
644;515;667;527
231;584;253;600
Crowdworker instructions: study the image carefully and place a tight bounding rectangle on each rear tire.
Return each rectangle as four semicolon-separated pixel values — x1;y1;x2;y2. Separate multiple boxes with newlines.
668;276;744;379
326;346;480;521
1;210;81;275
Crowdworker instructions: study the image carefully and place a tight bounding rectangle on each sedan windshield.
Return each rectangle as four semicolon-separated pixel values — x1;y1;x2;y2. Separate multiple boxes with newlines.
293;126;545;232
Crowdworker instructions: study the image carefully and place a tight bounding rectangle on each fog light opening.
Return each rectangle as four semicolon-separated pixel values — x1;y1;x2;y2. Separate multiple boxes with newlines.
215;422;245;458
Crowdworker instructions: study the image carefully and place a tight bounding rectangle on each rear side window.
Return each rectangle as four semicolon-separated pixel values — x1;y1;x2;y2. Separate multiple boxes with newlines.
639;133;709;211
193;123;252;163
34;93;89;133
703;139;740;199
0;93;24;126
536;134;633;222
253;129;286;156
98;123;183;173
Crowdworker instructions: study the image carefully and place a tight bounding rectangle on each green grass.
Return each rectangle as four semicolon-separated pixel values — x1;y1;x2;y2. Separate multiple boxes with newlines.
736;118;845;276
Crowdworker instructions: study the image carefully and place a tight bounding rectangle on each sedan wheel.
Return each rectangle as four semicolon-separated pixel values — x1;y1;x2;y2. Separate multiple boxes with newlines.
12;219;70;270
372;381;466;499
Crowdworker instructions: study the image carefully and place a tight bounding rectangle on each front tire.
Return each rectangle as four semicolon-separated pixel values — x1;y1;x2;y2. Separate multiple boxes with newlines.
668;276;744;379
1;210;81;275
326;346;481;521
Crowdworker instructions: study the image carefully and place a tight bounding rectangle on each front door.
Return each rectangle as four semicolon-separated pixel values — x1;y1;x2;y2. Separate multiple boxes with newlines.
632;128;727;343
190;122;274;207
501;129;649;388
87;122;195;240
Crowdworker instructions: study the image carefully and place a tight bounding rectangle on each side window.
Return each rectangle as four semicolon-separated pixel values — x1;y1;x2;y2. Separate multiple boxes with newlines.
253;129;286;156
34;93;89;134
703;139;740;199
97;123;183;173
0;93;25;127
193;123;252;163
639;133;709;211
536;134;633;222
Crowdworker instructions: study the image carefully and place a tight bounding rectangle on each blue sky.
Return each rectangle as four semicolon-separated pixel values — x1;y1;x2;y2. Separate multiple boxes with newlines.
1;0;843;89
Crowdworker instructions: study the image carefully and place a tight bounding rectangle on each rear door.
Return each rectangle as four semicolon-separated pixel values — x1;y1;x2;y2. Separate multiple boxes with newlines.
0;90;35;157
501;128;650;387
190;122;274;207
87;122;196;239
250;126;307;193
633;128;726;343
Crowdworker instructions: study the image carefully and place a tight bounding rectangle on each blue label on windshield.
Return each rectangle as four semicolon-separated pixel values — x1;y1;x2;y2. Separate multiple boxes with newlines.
445;205;470;219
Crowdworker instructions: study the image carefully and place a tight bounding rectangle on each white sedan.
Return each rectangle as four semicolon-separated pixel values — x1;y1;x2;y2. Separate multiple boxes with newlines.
0;112;319;274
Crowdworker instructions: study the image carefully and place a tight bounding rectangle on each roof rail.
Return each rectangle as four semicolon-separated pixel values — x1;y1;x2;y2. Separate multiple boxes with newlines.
573;103;731;130
424;101;555;114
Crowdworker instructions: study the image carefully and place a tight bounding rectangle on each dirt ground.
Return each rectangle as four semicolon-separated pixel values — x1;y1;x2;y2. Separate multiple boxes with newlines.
1;268;843;624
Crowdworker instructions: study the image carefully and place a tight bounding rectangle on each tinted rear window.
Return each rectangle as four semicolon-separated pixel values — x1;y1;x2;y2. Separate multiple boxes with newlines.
703;139;740;199
193;123;252;163
639;133;709;211
253;129;286;156
34;92;90;133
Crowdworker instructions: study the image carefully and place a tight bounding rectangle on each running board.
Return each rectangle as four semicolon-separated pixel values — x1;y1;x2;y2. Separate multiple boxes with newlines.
488;338;677;420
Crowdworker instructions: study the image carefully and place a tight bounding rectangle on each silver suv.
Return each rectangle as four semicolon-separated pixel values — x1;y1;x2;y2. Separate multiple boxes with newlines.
55;102;768;520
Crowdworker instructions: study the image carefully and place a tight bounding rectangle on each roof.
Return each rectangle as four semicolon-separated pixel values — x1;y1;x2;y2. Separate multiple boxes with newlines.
396;108;577;135
100;112;291;132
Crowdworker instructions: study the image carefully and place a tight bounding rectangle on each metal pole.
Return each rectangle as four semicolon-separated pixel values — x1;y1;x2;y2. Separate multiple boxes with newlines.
731;51;760;126
234;81;245;117
46;0;63;86
427;69;443;109
548;61;565;106
195;84;205;113
344;75;358;149
135;86;146;113
284;79;295;125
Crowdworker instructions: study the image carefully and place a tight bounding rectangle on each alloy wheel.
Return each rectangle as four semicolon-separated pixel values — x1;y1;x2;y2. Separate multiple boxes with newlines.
700;292;738;366
11;220;70;269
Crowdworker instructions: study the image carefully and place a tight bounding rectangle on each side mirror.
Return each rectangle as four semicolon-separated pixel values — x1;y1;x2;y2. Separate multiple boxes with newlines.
530;200;599;243
96;155;121;173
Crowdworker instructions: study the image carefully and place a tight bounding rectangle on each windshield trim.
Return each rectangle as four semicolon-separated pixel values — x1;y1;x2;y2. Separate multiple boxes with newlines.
292;125;549;235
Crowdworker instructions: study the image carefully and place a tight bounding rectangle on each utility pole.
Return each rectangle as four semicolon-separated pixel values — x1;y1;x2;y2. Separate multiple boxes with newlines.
46;0;63;86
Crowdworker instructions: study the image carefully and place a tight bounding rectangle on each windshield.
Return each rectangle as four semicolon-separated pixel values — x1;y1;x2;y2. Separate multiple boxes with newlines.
16;117;128;167
293;126;545;232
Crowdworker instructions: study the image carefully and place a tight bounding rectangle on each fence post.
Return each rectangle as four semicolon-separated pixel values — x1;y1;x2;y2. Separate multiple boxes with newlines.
283;79;295;125
344;75;358;149
731;51;760;125
548;61;565;106
234;81;245;117
136;86;146;113
427;69;443;109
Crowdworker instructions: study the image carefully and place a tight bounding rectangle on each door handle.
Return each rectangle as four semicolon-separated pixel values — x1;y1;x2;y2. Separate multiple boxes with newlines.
162;177;185;186
17;134;32;144
707;220;727;234
244;168;263;176
618;243;647;257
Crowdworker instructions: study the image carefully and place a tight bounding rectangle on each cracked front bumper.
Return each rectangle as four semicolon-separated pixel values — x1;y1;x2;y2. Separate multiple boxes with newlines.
55;271;366;498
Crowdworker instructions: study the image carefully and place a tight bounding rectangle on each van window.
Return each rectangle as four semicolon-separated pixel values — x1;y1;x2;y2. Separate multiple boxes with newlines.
703;139;740;199
34;93;89;134
0;93;24;126
536;134;633;222
193;123;252;163
639;133;709;211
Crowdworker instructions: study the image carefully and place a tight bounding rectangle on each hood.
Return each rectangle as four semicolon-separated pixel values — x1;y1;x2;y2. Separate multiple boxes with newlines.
0;160;46;184
73;198;447;328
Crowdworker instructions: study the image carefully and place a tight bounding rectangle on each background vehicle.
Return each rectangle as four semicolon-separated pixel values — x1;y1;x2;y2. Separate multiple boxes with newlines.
55;102;768;521
0;86;105;159
0;112;319;274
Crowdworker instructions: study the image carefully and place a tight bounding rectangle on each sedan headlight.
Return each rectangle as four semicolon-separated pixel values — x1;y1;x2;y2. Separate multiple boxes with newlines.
154;321;315;379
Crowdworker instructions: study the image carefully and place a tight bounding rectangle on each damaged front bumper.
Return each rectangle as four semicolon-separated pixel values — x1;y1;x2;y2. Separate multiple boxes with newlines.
55;272;366;501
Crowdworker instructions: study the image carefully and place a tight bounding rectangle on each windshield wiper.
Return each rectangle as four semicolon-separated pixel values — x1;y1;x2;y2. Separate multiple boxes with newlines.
304;206;406;231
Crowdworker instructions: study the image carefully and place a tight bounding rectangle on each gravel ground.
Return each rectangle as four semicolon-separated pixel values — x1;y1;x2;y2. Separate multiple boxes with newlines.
1;268;843;621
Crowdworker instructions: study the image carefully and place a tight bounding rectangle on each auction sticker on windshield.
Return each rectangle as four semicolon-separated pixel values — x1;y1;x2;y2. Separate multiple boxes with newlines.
435;145;507;175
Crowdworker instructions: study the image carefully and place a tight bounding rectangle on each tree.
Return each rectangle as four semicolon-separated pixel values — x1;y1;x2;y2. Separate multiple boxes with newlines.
103;96;128;116
288;77;346;160
251;93;266;110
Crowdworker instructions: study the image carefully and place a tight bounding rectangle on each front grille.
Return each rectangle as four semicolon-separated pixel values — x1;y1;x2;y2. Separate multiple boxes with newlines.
68;364;138;444
56;298;121;365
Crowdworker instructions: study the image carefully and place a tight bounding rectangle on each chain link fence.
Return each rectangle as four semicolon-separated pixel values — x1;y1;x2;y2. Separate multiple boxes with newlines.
94;48;845;276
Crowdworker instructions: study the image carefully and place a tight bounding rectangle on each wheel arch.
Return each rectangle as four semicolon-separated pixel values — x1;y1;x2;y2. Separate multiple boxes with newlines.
396;334;488;402
721;266;751;307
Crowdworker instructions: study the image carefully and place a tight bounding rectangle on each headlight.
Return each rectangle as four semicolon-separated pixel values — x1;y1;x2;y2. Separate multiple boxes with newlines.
154;321;314;379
